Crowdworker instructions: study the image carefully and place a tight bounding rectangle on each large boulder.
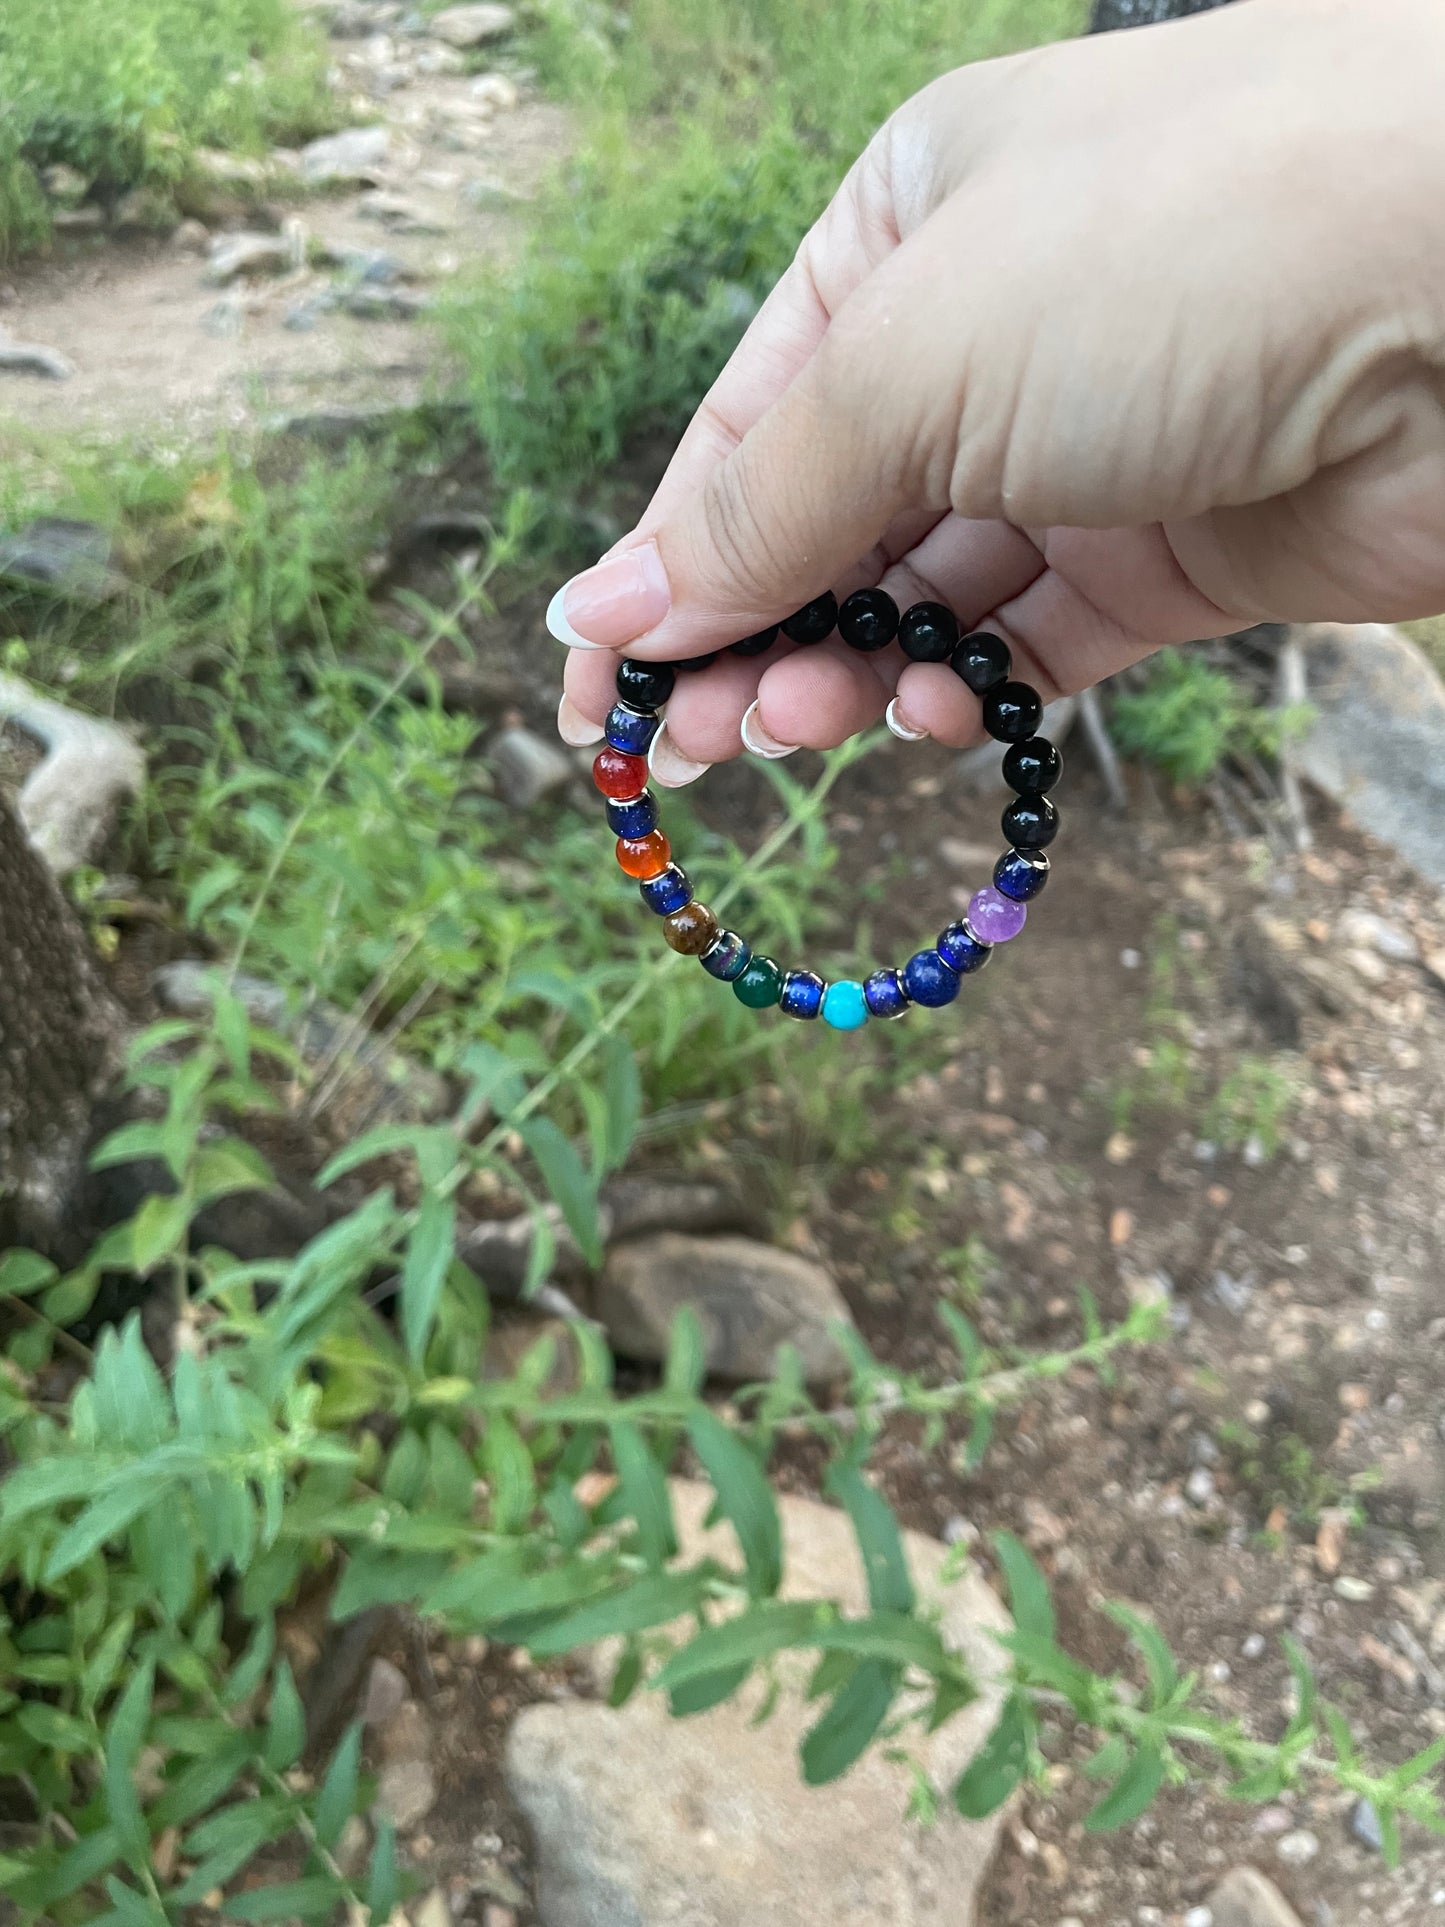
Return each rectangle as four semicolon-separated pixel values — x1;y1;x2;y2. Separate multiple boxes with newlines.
592;1232;856;1385
1291;622;1445;886
506;1479;1014;1927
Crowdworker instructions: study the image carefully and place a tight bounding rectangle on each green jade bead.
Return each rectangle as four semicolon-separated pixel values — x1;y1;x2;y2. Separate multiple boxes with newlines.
821;980;868;1031
733;955;783;1008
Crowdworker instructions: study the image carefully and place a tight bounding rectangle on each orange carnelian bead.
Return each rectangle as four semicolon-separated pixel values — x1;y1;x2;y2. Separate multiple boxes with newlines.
663;901;719;955
615;831;672;880
593;747;648;800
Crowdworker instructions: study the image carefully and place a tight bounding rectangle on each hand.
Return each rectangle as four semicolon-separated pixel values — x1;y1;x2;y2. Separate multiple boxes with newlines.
553;0;1445;783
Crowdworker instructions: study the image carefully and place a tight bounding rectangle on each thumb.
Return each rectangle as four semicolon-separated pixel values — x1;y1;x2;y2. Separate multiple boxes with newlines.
549;245;957;660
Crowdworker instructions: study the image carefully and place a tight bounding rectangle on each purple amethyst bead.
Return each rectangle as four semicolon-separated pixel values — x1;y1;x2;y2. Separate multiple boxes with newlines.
967;886;1028;943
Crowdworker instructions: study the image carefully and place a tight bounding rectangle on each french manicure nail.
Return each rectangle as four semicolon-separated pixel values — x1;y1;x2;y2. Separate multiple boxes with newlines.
557;693;605;746
545;541;671;650
885;697;929;743
740;700;798;760
648;723;711;789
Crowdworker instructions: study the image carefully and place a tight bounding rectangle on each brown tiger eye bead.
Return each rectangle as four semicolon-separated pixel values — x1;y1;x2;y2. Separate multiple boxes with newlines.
663;901;719;955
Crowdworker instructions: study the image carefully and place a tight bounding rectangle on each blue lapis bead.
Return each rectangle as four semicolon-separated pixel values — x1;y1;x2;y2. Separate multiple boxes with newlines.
993;848;1051;903
779;970;825;1019
605;703;660;756
937;920;992;975
901;949;961;1008
863;968;910;1020
606;791;659;839
639;865;692;915
700;930;751;982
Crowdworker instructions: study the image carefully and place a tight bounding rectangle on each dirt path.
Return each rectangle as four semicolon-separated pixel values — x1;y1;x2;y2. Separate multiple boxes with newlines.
0;18;569;449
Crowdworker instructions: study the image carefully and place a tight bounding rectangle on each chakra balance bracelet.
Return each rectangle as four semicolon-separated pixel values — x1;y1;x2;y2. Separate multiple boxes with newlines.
591;589;1060;1030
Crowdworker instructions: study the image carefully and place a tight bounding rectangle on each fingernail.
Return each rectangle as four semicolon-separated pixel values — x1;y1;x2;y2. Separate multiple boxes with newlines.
557;693;604;746
740;700;798;760
546;541;671;649
648;723;711;789
886;697;929;743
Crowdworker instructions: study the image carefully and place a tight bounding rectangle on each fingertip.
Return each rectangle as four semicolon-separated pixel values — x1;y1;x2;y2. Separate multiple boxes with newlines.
894;660;984;749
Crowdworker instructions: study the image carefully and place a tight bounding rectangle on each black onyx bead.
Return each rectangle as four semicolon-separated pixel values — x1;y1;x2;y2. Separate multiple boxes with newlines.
732;626;778;657
780;592;837;644
951;631;1012;694
1002;795;1059;850
615;657;675;709
837;587;899;652
983;680;1044;743
672;650;723;673
1001;735;1062;795
898;600;959;663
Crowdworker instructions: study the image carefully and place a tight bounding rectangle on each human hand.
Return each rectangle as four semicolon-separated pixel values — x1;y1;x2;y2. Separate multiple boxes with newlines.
552;0;1445;782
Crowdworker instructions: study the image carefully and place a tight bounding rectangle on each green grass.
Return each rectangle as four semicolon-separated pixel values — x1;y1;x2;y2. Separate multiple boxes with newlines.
448;0;1086;505
0;0;336;255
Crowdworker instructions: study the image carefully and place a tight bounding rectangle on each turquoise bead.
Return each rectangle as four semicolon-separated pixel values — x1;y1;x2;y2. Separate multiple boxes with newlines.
822;980;868;1031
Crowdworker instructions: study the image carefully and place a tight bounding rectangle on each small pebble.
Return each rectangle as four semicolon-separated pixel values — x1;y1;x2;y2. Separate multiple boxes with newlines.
1349;1797;1384;1853
1241;1633;1266;1660
1185;1466;1216;1507
1276;1828;1321;1867
1120;948;1142;969
1184;1910;1214;1927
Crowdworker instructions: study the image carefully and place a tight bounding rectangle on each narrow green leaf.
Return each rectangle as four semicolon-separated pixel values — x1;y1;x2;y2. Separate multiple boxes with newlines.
527;1568;712;1658
1100;1601;1180;1709
800;1658;897;1785
402;1193;457;1361
0;1249;58;1297
687;1409;781;1599
827;1462;913;1614
104;1658;154;1858
519;1117;602;1267
599;1035;642;1173
46;1479;171;1583
224;1878;344;1921
482;1411;536;1535
663;1305;706;1397
667;1662;752;1718
129;1192;193;1273
654;1602;823;1694
992;1531;1055;1641
312;1722;363;1850
367;1819;399;1920
264;1660;305;1772
954;1694;1031;1818
609;1421;676;1569
1085;1745;1166;1831
17;1702;94;1752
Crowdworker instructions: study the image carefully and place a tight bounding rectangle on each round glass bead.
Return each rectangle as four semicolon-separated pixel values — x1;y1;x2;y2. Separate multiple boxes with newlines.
967;886;1027;943
615;830;671;880
937;920;992;974
732;626;778;657
837;588;899;652
822;980;869;1030
734;955;783;1008
604;702;660;755
616;658;675;709
1002;795;1059;850
664;900;719;955
593;747;648;800
898;600;959;663
951;631;1012;694
863;968;910;1019
1002;735;1062;795
639;864;693;915
993;848;1050;901
701;930;751;981
779;969;825;1019
901;949;961;1008
983;681;1044;743
675;650;723;672
780;592;837;644
605;791;658;839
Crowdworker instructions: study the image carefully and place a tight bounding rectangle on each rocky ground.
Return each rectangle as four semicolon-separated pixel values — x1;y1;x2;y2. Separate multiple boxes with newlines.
0;0;567;449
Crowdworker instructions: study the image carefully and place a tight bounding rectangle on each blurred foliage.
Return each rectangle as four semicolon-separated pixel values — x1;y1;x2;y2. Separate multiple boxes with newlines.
0;0;336;254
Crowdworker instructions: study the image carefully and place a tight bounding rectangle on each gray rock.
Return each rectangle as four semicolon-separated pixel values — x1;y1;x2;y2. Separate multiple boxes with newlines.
0;672;145;875
956;696;1076;791
362;1656;409;1729
1348;1796;1383;1852
1207;1867;1305;1927
374;1757;437;1830
602;1175;756;1242
489;724;574;809
506;1479;1013;1927
300;124;391;185
337;284;432;321
593;1232;855;1386
1338;908;1417;963
458;1205;606;1295
1291;623;1445;886
463;175;528;211
428;2;516;46
357;190;451;233
0;333;74;380
0;518;123;603
1274;1829;1319;1869
206;231;294;284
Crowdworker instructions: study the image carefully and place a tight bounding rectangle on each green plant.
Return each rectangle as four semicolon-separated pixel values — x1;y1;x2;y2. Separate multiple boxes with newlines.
1207;1054;1302;1159
1110;651;1304;788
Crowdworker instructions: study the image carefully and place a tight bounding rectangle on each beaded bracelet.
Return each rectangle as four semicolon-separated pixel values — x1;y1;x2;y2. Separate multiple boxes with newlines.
591;588;1060;1030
